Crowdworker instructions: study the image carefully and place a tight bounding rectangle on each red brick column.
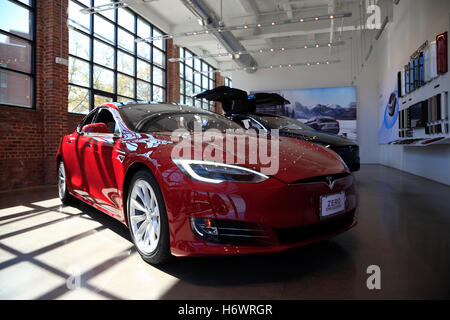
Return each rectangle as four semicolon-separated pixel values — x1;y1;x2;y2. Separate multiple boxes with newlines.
215;72;225;115
166;39;180;104
36;0;69;185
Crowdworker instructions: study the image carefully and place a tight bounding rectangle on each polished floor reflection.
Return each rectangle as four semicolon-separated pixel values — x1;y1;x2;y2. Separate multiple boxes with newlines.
0;165;449;299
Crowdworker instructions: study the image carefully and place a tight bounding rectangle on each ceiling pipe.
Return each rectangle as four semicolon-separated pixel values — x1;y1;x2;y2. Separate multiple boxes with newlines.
180;0;258;73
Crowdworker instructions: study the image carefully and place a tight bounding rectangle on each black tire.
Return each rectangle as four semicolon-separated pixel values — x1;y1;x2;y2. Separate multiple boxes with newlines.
126;169;171;265
58;161;75;205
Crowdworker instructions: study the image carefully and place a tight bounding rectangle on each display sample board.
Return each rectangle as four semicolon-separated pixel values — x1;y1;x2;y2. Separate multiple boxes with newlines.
250;86;358;142
378;72;400;144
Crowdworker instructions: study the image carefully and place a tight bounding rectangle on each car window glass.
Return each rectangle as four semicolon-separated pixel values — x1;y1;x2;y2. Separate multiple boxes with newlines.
140;113;242;133
241;119;250;129
249;119;264;130
80;109;98;129
256;116;310;131
94;109;119;134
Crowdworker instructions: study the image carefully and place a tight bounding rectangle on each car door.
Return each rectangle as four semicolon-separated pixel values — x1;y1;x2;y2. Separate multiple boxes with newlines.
83;108;123;217
64;109;98;198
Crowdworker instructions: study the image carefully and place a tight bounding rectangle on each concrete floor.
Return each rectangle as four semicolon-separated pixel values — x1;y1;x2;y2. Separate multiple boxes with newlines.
0;165;449;300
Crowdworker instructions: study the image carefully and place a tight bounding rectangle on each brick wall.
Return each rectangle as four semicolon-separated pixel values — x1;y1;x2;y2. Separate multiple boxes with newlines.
166;39;180;104
68;113;84;134
0;0;69;191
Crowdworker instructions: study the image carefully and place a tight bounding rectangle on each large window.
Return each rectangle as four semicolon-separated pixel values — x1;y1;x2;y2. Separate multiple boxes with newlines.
179;47;216;111
0;0;35;108
68;0;167;114
225;77;232;88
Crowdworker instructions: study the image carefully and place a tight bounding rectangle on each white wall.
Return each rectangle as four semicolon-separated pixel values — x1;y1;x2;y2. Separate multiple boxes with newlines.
369;0;450;185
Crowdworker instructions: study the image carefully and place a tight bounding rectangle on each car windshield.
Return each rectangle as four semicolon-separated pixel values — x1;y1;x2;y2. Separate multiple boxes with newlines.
253;115;312;131
119;104;242;133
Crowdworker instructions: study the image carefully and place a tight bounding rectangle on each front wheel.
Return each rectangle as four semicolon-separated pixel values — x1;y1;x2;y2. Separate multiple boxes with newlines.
58;161;75;205
127;170;171;265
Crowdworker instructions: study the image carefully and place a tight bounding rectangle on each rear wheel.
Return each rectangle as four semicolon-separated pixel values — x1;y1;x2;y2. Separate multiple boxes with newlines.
127;170;171;265
58;161;75;205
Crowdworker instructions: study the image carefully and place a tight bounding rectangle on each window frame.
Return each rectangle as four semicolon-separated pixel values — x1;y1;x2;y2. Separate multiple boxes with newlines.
225;77;232;88
179;47;216;112
0;0;36;110
68;0;167;115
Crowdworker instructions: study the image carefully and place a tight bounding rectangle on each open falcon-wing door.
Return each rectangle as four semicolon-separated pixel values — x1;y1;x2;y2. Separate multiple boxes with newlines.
195;86;249;116
248;93;291;111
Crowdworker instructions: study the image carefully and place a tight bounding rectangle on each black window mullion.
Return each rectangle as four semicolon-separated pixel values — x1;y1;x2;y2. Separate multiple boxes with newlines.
113;6;118;100
88;0;94;111
150;26;154;102
133;11;137;101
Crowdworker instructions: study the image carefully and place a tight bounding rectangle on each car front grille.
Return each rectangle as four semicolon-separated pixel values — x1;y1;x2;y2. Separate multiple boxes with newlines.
215;220;272;245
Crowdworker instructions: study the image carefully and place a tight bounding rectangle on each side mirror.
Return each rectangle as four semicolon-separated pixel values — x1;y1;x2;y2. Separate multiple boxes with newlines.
81;123;110;134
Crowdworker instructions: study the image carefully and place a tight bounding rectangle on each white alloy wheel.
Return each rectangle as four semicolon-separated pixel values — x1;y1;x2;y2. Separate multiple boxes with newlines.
58;162;66;199
129;179;161;254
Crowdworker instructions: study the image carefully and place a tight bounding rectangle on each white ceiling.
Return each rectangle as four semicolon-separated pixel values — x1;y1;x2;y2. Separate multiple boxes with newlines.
129;0;388;74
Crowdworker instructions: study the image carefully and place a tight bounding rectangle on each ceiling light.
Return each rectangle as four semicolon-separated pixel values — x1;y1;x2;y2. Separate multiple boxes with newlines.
315;44;319;48
80;0;139;14
171;41;346;63
136;12;352;43
208;59;340;74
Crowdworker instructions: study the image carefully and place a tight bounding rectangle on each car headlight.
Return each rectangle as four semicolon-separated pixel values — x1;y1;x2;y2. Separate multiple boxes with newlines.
172;159;269;184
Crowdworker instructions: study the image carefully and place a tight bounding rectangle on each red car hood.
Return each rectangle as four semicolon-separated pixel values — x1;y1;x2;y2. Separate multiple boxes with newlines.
147;132;349;184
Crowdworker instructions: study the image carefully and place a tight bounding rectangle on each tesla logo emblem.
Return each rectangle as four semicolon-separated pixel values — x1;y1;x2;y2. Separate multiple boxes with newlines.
325;176;333;189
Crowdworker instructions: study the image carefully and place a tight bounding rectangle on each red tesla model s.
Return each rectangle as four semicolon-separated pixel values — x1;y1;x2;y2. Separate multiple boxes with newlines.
57;102;357;264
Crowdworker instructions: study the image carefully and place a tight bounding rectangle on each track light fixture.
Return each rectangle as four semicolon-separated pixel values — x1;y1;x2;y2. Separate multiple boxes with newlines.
136;12;352;43
168;41;345;62
192;60;341;75
79;0;158;14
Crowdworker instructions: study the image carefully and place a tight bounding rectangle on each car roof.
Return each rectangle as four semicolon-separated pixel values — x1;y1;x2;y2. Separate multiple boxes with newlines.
111;101;216;116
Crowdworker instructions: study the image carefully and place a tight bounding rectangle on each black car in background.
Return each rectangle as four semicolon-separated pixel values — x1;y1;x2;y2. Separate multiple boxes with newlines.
304;117;340;135
196;86;360;172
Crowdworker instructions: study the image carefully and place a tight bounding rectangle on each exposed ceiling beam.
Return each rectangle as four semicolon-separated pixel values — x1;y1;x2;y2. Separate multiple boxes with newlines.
180;0;258;72
281;0;294;19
